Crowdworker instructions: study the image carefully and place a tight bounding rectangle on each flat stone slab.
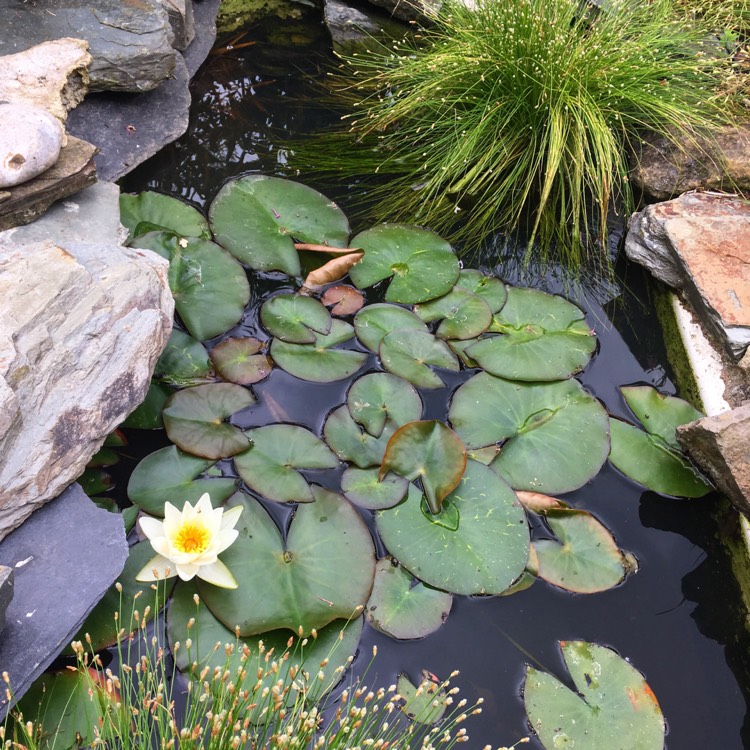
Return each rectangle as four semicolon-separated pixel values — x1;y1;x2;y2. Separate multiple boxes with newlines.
183;0;221;78
0;483;128;717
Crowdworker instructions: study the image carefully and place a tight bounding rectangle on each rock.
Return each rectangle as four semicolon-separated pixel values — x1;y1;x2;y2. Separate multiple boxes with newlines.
183;0;221;78
162;0;196;50
0;0;176;94
0;104;65;189
217;0;311;35
625;192;750;360
0;39;91;123
324;0;406;54
630;126;750;202
0;237;174;540
365;0;439;24
0;483;127;716
0;137;97;230
677;403;750;516
0;566;13;638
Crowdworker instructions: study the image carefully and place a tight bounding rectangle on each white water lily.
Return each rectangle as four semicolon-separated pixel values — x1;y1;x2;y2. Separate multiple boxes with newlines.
136;493;242;589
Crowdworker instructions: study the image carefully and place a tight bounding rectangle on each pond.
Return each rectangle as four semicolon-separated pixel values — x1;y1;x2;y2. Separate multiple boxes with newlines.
113;28;750;750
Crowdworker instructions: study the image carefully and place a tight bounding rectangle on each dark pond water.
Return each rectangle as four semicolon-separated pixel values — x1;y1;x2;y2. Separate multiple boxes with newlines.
120;31;750;749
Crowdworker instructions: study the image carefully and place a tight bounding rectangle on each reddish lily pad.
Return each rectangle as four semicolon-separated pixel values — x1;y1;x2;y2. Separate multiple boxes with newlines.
322;285;365;316
210;337;272;385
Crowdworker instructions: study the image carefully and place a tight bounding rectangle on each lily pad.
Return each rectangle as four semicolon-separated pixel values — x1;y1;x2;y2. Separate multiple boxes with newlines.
397;673;448;724
466;288;596;382
341;467;409;510
455;269;508;313
376;461;529;595
525;641;665;750
163;383;255;459
270;320;368;383
348;224;460;304
534;510;628;593
354;303;429;353
128;445;237;517
209;175;350;275
414;286;493;340
347;372;422;438
380;421;467;514
234;424;339;503
609;419;712;498
198;488;376;636
324;406;398;468
210;337;273;385
449;373;610;494
120;191;210;243
154;329;212;387
379;330;459;389
122;382;171;429
366;558;452;639
260;294;332;343
321;285;365;316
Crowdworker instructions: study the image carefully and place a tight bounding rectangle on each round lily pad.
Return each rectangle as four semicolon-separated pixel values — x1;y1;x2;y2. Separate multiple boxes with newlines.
321;285;365;316
210;337;273;385
449;373;610;494
234;424;339;503
366;558;452;640
414;286;493;340
354;303;429;353
120;191;210;243
122;382;171;429
349;224;460;304
379;329;459;389
260;294;332;343
208;175;350;275
347;372;422;438
163;383;255;459
199;488;376;636
324;405;397;468
376;461;529;595
455;269;508;313
341;467;409;509
154;329;212;387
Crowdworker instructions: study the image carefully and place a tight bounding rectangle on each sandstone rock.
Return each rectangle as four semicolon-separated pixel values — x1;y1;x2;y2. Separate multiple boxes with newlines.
625;192;750;360
0;238;174;540
162;0;196;50
677;403;750;516
0;104;65;189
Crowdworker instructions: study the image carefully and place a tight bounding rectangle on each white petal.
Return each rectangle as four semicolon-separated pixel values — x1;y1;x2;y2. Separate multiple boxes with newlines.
135;554;177;582
150;537;171;558
181;499;198;522
220;505;243;532
211;527;239;555
175;562;200;581
195;493;213;514
162;502;181;536
196;559;238;589
138;516;165;542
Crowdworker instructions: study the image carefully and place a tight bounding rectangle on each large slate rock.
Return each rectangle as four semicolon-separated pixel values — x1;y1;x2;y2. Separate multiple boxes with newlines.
183;0;221;78
162;0;196;50
0;236;174;541
0;567;12;638
0;483;128;717
625;192;750;360
324;0;405;54
0;0;176;93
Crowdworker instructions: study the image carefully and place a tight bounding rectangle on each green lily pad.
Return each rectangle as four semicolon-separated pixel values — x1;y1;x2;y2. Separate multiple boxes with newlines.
414;286;493;340
534;510;628;593
348;224;460;304
347;373;422;438
199;488;375;636
366;558;452;639
270;320;368;383
128;445;237;517
208;175;350;275
620;385;703;448
234;424;339;503
381;421;466;514
154;329;213;387
609;419;712;498
447;338;480;368
79;468;113;496
341;467;409;510
397;673;447;724
449;373;610;494
525;641;665;750
379;330;459;389
122;382;171;429
353;303;429;352
163;383;255;459
455;269;508;313
210;337;273;385
324;406;398;468
87;447;120;468
466;288;596;382
376;461;529;595
260;294;332;343
120;191;210;243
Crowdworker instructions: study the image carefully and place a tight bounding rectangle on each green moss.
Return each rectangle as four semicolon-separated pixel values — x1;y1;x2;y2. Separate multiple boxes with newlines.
217;0;314;34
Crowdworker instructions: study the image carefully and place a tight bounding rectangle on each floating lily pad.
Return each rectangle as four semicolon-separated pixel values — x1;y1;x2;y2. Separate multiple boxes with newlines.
209;175;350;275
455;269;508;313
261;294;332;343
347;373;422;438
341;467;409;510
123;382;171;429
380;330;459;389
199;488;375;636
534;510;628;593
163;383;255;459
376;461;529;595
414;286;493;340
120;191;210;243
525;641;665;750
270;320;367;383
87;446;120;468
235;424;339;503
609;419;712;498
79;468;113;496
324;406;397;468
354;303;429;352
366;558;452;640
322;285;365;316
381;421;466;514
349;225;460;304
466;288;596;382
154;329;212;386
449;373;610;494
397;673;448;724
210;337;272;385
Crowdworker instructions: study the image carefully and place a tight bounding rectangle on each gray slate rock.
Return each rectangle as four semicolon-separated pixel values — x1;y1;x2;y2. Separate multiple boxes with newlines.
0;567;13;638
162;0;196;50
0;483;128;717
183;0;221;78
324;0;406;54
0;0;176;93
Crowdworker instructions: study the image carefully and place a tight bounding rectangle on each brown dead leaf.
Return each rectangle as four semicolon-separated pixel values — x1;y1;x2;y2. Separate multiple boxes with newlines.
295;243;363;254
515;491;570;514
302;252;364;291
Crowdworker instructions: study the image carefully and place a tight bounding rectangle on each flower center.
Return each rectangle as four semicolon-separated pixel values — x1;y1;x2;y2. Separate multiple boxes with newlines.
173;520;211;554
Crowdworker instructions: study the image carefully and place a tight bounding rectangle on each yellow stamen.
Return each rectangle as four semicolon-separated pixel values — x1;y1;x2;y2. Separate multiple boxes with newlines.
173;521;211;554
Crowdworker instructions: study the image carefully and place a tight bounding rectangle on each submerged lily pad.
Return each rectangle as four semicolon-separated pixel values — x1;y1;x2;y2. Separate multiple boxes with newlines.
210;337;273;385
455;269;508;313
154;329;212;386
397;673;448;724
525;641;665;750
209;175;350;275
120;191;210;243
379;329;459;389
261;294;332;343
354;303;429;352
347;373;422;438
349;224;460;304
341;467;409;509
199;488;375;636
324;406;398;468
414;286;493;340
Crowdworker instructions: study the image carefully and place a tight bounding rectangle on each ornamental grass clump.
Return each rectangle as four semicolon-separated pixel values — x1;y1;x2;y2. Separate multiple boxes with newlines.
321;0;734;269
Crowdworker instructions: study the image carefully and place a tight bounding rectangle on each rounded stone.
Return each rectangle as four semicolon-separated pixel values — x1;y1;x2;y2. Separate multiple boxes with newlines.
0;103;64;188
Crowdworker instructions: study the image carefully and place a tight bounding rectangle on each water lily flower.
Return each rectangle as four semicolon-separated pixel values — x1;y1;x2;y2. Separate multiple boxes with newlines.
136;494;242;589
